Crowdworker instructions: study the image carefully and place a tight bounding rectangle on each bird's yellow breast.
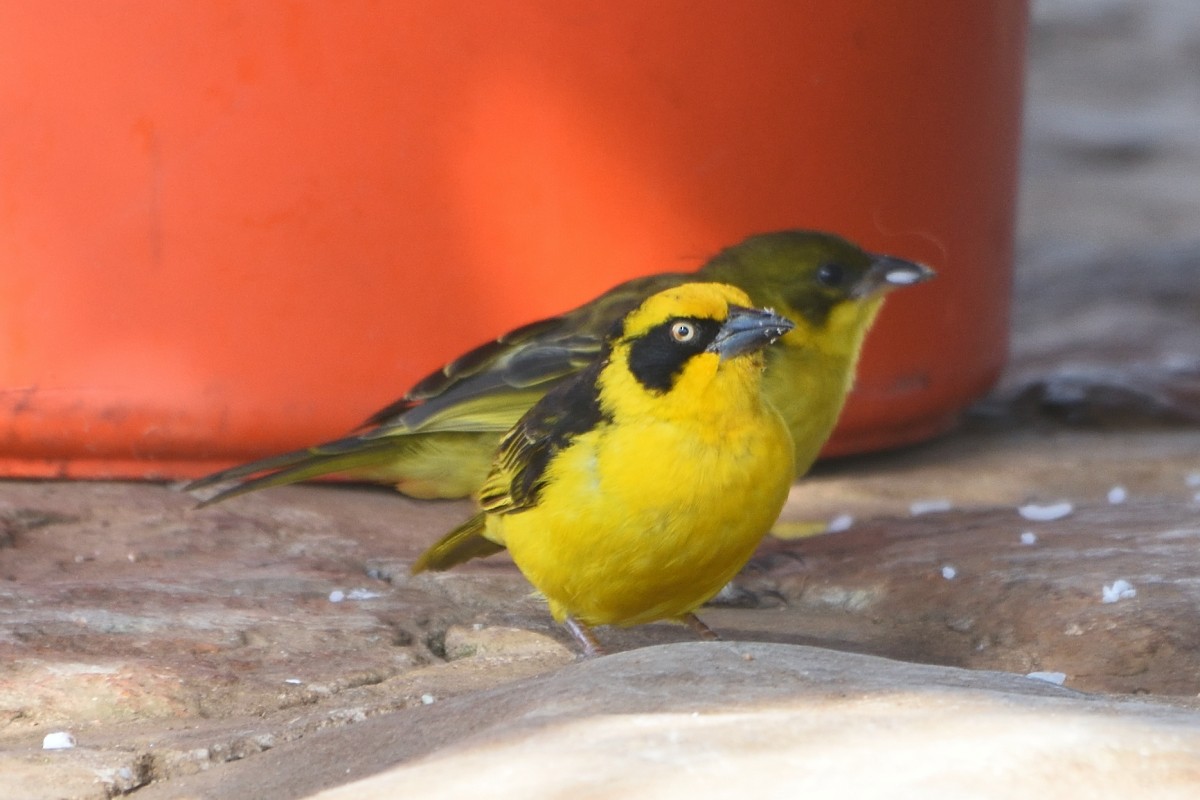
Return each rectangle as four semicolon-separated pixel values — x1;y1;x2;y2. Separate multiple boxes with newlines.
766;295;885;473
487;384;793;627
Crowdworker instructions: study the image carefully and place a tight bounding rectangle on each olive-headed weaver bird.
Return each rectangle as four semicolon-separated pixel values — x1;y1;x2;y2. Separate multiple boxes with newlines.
186;230;933;504
413;282;795;655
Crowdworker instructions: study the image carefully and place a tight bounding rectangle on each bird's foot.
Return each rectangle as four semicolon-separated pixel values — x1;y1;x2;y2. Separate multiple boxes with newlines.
680;612;721;641
564;616;607;658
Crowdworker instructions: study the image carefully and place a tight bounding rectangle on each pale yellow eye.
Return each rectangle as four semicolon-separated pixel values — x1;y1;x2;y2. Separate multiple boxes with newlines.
670;321;696;343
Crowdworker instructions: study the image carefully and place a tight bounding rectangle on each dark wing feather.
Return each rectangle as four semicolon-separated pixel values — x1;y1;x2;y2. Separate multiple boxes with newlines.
360;317;571;427
478;356;610;517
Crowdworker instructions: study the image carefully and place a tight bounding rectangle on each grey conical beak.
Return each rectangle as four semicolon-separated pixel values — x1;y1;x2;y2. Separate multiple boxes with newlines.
707;305;795;361
851;254;936;299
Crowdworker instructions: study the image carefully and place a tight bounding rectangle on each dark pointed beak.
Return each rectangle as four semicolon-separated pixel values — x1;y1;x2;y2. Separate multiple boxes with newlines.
707;305;795;361
851;254;936;300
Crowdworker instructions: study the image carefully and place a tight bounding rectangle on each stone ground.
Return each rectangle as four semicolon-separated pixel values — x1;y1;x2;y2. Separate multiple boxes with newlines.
4;1;1200;797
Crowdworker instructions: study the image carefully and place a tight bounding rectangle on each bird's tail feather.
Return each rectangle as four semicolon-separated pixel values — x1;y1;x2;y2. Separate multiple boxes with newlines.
411;513;504;573
183;435;404;507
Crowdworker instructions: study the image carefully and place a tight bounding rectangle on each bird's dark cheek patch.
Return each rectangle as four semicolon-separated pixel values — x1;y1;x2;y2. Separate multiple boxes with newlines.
624;319;720;394
626;334;691;394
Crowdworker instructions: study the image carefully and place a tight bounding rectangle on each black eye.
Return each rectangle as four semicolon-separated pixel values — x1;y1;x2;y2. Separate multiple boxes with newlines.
816;262;844;287
670;321;697;343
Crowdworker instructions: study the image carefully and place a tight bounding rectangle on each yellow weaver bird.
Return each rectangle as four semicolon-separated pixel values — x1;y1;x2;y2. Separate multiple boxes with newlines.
186;230;933;504
413;283;795;655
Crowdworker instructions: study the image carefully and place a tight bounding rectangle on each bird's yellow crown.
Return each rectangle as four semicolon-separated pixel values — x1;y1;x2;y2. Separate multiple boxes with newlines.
617;282;749;339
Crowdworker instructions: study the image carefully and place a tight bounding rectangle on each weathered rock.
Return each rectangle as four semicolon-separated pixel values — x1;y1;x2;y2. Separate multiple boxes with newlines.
279;643;1200;800
1;748;153;800
442;624;573;662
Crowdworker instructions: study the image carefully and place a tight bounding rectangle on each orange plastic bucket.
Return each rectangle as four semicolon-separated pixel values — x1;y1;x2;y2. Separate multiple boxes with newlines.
0;1;1027;479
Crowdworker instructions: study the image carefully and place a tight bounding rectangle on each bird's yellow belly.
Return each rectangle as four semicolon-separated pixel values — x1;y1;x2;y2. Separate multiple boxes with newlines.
490;414;792;627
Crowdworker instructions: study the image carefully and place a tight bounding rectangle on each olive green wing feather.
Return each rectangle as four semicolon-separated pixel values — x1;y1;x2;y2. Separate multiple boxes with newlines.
363;272;684;436
359;316;579;431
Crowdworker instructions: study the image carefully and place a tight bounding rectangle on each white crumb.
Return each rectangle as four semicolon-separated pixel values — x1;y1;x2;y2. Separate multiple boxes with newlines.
941;565;957;580
42;731;76;750
1026;671;1067;686
826;514;854;533
910;499;953;515
1101;579;1137;604
1107;486;1127;504
329;588;382;602
284;678;303;685
1020;531;1038;546
421;694;436;705
1019;501;1074;521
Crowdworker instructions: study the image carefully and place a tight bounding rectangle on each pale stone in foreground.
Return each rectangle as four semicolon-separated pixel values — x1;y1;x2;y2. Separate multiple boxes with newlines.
306;643;1200;800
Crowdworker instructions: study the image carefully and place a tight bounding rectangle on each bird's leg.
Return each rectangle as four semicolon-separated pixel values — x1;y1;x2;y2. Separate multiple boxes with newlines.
564;616;607;658
680;612;721;641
